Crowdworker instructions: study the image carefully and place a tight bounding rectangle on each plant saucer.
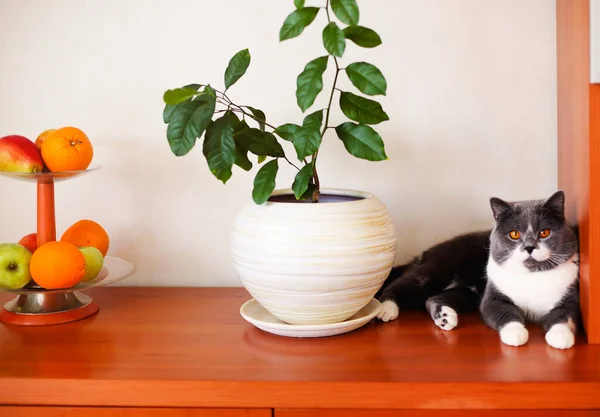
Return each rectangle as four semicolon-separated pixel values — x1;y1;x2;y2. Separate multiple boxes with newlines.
240;298;381;338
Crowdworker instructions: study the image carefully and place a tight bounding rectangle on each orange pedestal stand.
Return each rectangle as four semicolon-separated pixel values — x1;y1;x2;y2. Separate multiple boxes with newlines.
36;176;56;245
0;175;99;326
0;167;134;326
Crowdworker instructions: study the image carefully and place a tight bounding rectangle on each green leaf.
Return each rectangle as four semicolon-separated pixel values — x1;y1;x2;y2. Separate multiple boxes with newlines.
163;105;175;124
343;26;382;48
166;86;217;156
163;84;201;123
292;162;314;199
335;122;387;161
235;127;285;157
202;111;237;183
163;104;176;124
258;155;267;163
339;91;389;125
234;144;253;171
234;118;250;135
299;182;316;200
330;0;359;26
163;87;202;105
233;118;253;171
296;56;328;112
233;118;252;171
253;159;279;204
245;106;266;132
322;22;346;57
294;0;305;8
274;123;300;141
293;109;323;160
224;49;251;90
279;7;320;41
345;62;387;96
302;108;323;130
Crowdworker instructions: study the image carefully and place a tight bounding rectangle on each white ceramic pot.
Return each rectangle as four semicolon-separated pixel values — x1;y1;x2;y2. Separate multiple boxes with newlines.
230;188;397;325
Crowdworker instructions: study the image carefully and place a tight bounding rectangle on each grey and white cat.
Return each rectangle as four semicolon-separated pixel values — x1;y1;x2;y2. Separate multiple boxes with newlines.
375;190;580;349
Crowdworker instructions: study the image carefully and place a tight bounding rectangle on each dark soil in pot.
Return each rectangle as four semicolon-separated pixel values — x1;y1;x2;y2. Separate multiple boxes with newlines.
268;193;364;204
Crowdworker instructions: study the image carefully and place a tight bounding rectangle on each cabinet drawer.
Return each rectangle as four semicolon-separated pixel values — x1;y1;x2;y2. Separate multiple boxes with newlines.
0;407;270;417
276;410;600;417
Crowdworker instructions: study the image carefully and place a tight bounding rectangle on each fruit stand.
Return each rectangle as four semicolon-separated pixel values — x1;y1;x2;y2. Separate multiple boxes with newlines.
0;128;135;325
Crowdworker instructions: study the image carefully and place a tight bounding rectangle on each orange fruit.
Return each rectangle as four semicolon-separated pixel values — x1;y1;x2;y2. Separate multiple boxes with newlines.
30;241;86;289
34;128;55;149
60;219;110;257
40;126;93;172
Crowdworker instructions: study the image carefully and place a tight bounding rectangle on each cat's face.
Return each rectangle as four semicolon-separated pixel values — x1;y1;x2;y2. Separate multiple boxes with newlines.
488;191;578;272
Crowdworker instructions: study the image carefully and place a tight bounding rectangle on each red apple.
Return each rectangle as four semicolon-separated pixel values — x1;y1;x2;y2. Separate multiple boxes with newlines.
18;233;37;254
0;135;44;173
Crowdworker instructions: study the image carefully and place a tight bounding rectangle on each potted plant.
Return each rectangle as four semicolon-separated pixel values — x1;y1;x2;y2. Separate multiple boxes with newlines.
162;0;396;326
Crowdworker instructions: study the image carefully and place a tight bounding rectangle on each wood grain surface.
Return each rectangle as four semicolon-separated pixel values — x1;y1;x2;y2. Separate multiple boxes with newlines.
557;0;600;342
276;411;600;417
1;287;600;410
588;80;600;342
0;407;269;417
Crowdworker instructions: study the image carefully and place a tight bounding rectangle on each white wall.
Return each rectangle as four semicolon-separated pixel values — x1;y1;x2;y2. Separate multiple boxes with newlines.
0;0;558;286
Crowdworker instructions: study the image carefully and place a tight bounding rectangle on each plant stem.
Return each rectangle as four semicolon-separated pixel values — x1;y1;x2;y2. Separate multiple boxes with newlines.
283;156;301;171
323;60;341;138
311;0;342;203
216;90;278;131
239;107;278;130
214;89;300;172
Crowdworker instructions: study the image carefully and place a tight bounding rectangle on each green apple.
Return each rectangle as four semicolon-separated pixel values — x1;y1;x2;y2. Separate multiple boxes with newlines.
0;243;32;289
79;246;104;281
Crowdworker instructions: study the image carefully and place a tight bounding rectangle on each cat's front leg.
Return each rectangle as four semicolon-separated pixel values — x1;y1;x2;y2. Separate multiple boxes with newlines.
376;272;430;322
377;300;400;322
544;321;576;349
541;282;580;350
480;283;528;347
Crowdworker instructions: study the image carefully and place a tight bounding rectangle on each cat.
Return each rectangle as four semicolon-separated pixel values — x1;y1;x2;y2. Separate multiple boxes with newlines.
375;190;580;350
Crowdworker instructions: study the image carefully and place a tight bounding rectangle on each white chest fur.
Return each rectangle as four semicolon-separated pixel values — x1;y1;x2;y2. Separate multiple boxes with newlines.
486;255;579;321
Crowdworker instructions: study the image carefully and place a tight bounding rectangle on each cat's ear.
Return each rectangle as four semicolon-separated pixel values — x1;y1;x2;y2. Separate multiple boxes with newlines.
543;190;566;218
490;197;512;221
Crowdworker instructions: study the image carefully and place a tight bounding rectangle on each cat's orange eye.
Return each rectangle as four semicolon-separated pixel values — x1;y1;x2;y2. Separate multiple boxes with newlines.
509;230;521;240
539;229;551;238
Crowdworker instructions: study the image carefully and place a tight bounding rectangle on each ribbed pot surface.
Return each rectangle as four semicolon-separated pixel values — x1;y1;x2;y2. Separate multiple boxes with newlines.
231;188;397;325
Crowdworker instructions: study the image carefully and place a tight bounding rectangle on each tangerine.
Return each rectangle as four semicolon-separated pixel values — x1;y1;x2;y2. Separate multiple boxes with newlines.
30;241;86;289
40;126;93;172
60;219;110;257
34;128;55;149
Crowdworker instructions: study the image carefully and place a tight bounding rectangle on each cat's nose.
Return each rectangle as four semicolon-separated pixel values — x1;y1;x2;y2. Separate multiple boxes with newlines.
524;246;535;254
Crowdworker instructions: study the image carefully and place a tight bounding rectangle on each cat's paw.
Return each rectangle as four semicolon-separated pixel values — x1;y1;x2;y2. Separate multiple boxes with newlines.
545;323;575;349
434;306;458;331
377;300;399;322
499;322;529;346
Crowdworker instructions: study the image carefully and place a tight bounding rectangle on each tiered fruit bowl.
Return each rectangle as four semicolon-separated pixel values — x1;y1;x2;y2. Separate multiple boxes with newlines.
0;166;135;326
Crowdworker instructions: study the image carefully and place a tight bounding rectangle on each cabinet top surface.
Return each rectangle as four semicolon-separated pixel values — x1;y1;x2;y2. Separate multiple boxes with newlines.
1;286;597;383
1;287;600;409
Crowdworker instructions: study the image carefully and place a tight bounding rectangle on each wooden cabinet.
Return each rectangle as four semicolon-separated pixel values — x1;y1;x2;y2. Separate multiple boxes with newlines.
276;411;600;417
2;409;598;417
4;410;599;417
0;408;269;417
557;0;600;342
1;287;600;415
